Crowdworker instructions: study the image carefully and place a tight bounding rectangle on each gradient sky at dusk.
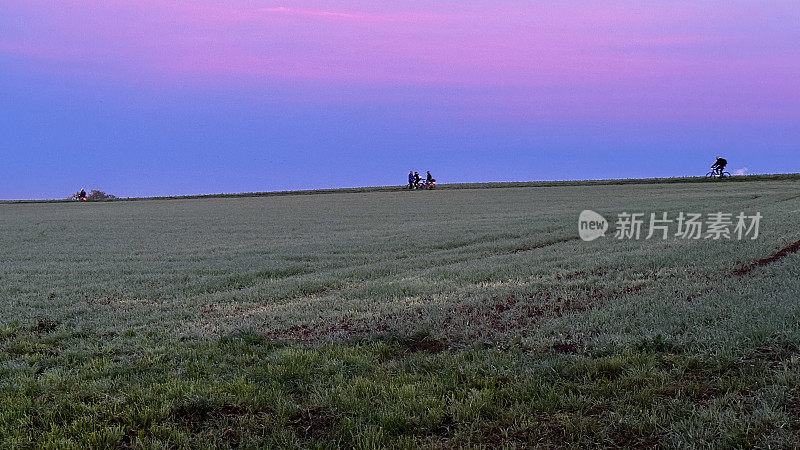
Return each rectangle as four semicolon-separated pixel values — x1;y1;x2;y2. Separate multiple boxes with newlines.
2;0;799;199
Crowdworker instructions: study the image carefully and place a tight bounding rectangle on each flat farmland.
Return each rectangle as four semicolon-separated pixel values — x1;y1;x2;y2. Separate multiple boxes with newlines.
2;178;800;448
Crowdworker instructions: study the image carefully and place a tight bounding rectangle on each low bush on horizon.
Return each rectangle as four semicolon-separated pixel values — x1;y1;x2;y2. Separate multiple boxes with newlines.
67;189;117;201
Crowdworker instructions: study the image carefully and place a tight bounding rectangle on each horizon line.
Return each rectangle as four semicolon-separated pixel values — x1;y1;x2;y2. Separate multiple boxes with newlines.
3;173;799;204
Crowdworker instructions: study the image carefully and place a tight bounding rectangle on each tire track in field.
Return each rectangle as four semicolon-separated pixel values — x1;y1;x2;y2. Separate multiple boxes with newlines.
510;236;580;253
200;233;580;300
260;282;647;344
734;238;800;276
198;233;584;333
777;193;800;203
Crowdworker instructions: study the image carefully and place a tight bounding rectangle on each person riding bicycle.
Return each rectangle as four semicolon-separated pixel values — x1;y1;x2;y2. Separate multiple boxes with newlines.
424;171;436;189
79;188;87;201
711;156;727;174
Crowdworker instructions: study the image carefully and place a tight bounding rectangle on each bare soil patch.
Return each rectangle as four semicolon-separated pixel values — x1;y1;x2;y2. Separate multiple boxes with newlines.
402;336;447;353
264;317;389;343
289;405;337;441
31;318;59;334
551;342;580;354
167;403;258;447
743;343;799;368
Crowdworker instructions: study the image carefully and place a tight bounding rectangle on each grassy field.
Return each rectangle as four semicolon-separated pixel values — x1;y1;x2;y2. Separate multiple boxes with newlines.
2;178;800;448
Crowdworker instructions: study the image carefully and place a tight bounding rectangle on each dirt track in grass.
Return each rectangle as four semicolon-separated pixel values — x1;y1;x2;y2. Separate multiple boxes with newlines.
734;238;800;275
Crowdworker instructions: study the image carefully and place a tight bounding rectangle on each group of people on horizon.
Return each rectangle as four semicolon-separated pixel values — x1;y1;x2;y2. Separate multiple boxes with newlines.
408;170;436;189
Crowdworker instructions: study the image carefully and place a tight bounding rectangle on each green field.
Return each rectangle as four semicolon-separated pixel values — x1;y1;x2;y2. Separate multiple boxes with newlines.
2;178;800;448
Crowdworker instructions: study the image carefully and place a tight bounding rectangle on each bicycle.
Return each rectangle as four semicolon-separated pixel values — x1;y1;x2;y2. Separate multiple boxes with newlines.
706;167;731;178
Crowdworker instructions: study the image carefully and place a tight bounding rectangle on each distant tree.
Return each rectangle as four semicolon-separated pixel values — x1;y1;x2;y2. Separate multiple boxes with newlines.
86;190;117;201
68;190;117;201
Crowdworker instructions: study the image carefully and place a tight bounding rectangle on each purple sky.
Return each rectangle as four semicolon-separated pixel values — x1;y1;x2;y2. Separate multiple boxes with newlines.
1;0;799;199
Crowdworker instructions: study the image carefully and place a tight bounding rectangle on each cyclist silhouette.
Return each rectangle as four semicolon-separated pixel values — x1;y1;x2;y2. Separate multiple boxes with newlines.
711;156;727;172
707;157;730;178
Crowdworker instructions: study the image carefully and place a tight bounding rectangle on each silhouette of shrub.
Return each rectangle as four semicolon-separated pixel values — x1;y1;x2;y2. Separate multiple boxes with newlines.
67;190;117;201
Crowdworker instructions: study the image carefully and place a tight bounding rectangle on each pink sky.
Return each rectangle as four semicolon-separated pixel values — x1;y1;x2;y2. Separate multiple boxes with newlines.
3;1;798;100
